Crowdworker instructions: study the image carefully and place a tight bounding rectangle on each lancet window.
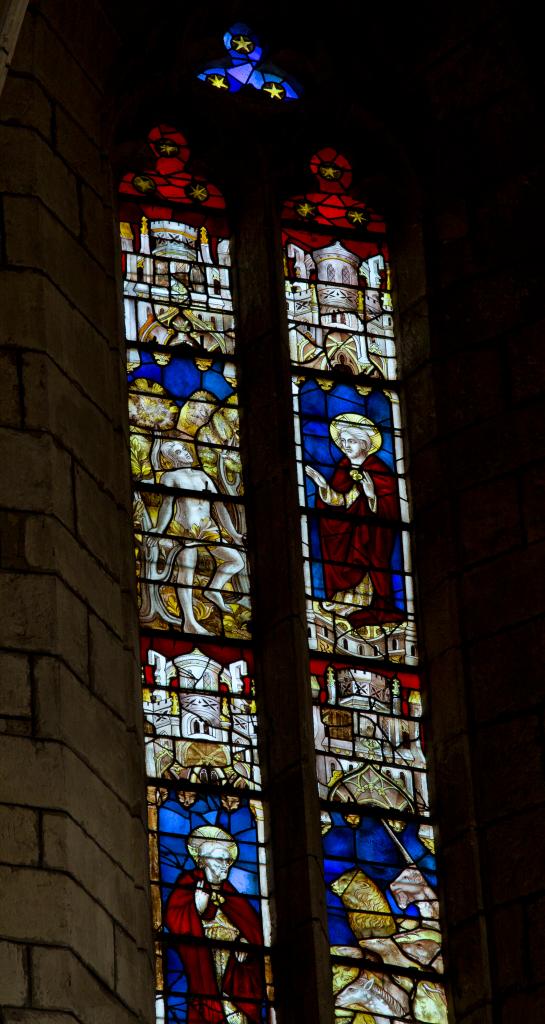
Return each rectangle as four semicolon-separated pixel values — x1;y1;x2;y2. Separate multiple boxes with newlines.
283;148;447;1023
119;124;274;1024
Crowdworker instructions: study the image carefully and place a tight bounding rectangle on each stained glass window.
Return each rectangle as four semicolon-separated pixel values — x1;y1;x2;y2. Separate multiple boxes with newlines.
283;149;447;1024
119;126;274;1024
118;117;448;1024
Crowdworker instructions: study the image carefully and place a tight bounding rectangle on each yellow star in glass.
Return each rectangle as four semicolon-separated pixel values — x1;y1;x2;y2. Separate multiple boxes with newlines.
132;174;156;193
320;165;340;180
188;183;209;202
209;74;228;90
157;140;179;156
347;209;367;225
263;82;285;100
232;34;254;54
296;201;316;219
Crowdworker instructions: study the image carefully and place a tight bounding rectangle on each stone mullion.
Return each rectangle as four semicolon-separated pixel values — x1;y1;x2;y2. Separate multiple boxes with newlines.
233;159;334;1024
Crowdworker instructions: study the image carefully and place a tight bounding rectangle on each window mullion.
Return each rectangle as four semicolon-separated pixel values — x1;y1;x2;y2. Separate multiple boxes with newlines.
233;161;334;1024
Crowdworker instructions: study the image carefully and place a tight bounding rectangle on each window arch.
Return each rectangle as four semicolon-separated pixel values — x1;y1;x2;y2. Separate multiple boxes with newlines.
118;76;446;1024
120;126;273;1024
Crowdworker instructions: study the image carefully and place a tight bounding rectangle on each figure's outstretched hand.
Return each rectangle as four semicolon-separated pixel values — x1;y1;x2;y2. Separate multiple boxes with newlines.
235;939;248;962
360;471;377;507
305;465;327;490
194;880;210;914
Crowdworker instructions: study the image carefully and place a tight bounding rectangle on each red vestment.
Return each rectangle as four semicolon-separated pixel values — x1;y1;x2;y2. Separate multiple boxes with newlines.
165;868;264;1024
316;453;403;625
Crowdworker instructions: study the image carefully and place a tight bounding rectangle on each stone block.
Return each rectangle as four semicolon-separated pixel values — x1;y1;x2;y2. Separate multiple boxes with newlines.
0;805;39;866
0;864;114;985
74;464;125;580
269;848;328;926
491;900;527;990
0;124;79;234
3;1013;79;1024
22;352;119;502
39;1;119;90
35;657;143;804
527;893;545;984
24;514;124;639
522;459;545;544
509;319;545;402
424;22;519;121
471;175;545;271
405;364;437;452
449;402;545;493
0;653;31;717
427;646;469;745
391;217;427;311
0;273;117;419
433;198;470;243
449;915;492;1015
115;924;155;1020
0;350;21;426
0;574;87;679
42;811;150;939
441;346;504;433
0;73;53;139
0;510;28;572
433;735;476;844
88;613;140;724
80;182;116;270
431;263;539;354
484;805;545;903
0;428;73;529
11;10;102;140
0;940;27;1004
32;945;148;1024
457;1006;494;1024
0;719;32;737
473;715;545;823
441;832;484;927
468;615;545;722
397;296;431;375
457;474;522;566
3;197;114;337
0;738;148;883
54;104;106;195
469;88;542;180
461;542;545;640
409;440;449;512
419;578;461;661
413;498;457;595
434;233;480;291
499;987;545;1023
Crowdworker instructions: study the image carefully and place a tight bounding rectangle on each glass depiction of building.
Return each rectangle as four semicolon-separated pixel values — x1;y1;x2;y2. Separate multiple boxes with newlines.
118;27;446;1021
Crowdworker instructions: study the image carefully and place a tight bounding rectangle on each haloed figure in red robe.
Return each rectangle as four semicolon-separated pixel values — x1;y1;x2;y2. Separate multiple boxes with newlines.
165;826;264;1024
305;414;402;627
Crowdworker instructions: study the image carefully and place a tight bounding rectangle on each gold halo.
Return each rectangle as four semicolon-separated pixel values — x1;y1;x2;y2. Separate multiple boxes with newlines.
187;825;238;863
329;414;382;456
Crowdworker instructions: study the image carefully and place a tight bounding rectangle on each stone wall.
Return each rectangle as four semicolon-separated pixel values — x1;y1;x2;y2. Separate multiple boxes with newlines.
0;4;154;1022
393;10;545;1019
